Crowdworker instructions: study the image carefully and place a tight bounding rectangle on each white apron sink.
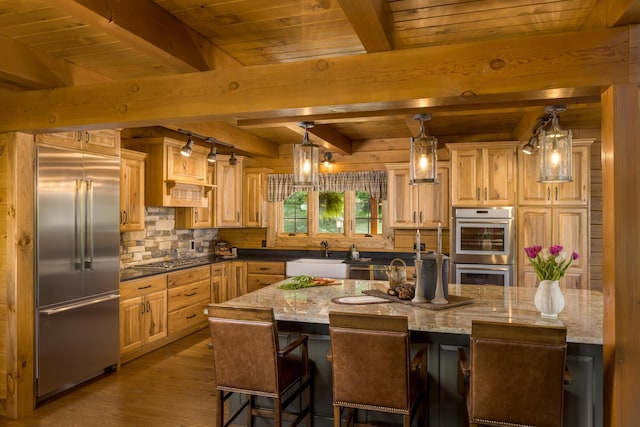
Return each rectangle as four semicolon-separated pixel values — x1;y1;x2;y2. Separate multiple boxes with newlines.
285;258;348;279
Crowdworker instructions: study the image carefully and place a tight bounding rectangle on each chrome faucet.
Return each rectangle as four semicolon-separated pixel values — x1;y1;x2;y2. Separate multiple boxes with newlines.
321;241;329;258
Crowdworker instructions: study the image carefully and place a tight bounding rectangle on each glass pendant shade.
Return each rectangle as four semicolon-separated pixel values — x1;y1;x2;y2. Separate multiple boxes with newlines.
538;107;572;182
410;114;438;184
293;122;319;189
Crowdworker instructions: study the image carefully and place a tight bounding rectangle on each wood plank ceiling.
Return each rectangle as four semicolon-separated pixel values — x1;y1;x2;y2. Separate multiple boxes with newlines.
0;0;632;157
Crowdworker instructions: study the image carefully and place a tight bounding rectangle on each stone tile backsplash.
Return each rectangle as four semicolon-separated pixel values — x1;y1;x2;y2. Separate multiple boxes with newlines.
120;206;217;268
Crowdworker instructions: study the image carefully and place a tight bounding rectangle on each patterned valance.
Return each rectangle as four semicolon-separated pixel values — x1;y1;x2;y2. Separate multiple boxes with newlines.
268;170;387;202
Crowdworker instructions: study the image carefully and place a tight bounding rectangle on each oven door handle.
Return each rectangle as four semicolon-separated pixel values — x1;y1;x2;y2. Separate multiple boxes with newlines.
454;218;511;224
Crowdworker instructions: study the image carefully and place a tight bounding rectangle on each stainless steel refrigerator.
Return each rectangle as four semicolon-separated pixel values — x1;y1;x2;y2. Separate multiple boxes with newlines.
35;146;120;401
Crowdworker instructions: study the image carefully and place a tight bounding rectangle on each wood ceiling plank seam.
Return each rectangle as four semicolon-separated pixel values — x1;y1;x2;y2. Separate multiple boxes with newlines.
395;9;586;35
196;18;359;44
390;0;586;21
221;34;366;57
174;7;350;38
396;17;588;47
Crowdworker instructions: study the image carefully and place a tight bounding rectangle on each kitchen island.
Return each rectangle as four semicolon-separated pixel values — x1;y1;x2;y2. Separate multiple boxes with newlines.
219;280;603;427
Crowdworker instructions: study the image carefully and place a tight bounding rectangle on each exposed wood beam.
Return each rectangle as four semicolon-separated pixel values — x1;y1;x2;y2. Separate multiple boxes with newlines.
338;0;393;52
286;124;352;156
121;123;278;158
49;0;241;72
0;35;111;90
607;0;640;26
512;108;545;142
167;122;279;158
0;27;629;133
236;99;601;128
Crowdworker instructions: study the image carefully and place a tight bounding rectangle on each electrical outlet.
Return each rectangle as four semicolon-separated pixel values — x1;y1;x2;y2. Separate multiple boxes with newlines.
189;240;196;251
413;243;425;251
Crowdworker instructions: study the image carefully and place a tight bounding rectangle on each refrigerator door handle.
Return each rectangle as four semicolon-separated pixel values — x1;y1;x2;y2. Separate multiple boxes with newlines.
85;179;94;270
40;294;120;316
74;179;85;271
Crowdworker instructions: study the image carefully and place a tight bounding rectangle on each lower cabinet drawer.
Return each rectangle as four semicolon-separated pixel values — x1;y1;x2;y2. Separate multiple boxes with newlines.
167;279;209;312
247;274;285;293
168;300;209;335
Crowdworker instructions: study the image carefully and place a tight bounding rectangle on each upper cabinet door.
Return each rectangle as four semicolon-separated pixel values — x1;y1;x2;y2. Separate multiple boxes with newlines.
215;156;243;227
450;143;517;207
120;149;147;232
386;165;418;228
165;144;208;184
518;141;591;207
483;146;516;206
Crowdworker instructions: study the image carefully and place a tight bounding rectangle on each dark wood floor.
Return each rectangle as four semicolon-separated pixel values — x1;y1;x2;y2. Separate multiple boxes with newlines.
4;328;217;426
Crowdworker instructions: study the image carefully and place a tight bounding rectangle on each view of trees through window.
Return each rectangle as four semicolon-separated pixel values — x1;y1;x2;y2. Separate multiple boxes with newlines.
355;191;382;235
318;191;344;233
282;190;382;235
282;191;308;233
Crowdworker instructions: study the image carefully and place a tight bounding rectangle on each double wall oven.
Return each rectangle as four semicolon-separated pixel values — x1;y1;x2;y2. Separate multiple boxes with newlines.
451;207;515;286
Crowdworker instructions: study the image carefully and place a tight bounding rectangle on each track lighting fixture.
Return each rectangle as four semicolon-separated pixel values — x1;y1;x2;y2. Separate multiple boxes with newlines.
410;113;438;184
322;152;333;168
206;138;217;163
177;128;235;164
293;121;319;189
180;133;193;157
522;136;538;155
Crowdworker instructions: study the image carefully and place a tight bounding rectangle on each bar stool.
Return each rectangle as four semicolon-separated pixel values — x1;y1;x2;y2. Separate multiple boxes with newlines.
457;320;571;427
328;311;428;427
207;304;313;427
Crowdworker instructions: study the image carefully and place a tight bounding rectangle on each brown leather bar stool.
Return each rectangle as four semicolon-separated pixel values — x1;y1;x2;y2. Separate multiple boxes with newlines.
207;304;313;427
328;311;428;427
457;320;571;427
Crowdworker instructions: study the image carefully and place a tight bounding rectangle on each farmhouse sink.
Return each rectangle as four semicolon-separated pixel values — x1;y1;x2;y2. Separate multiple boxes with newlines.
285;258;348;279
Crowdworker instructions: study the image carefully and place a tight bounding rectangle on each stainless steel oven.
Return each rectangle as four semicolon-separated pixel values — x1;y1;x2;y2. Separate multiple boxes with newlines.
451;263;513;287
451;207;515;286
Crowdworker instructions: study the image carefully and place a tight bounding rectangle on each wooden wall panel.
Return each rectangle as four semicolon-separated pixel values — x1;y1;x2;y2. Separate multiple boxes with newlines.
0;134;8;398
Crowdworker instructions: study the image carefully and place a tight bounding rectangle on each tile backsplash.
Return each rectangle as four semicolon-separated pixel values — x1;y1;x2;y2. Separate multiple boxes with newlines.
120;207;217;268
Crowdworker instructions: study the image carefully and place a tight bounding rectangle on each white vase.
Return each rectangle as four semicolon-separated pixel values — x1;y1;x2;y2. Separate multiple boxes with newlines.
534;280;565;318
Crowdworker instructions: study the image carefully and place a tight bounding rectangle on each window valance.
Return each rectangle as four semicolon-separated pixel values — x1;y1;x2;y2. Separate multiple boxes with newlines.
268;170;387;202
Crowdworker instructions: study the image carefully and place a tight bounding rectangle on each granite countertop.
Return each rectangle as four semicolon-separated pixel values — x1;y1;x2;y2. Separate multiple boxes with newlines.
219;279;604;345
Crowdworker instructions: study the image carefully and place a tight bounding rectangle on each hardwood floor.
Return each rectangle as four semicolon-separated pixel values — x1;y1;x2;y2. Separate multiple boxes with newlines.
4;329;217;426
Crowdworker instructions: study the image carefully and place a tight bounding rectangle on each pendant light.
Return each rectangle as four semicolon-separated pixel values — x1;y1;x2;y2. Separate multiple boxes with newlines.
539;105;572;182
293;121;319;189
180;133;193;157
206;138;217;163
410;114;438;184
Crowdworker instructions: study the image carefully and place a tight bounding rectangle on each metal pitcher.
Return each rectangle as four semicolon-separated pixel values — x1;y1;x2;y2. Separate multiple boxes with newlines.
386;258;407;286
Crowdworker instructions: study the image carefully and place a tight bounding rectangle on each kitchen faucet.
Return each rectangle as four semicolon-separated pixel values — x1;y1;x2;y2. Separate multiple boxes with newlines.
321;241;329;258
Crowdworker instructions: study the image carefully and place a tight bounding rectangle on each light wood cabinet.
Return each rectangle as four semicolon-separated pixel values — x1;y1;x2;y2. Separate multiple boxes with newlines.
35;129;121;156
246;261;285;292
119;275;167;357
228;260;247;299
517;207;589;289
120;149;147;231
122;137;212;207
518;141;591;206
166;265;210;336
175;166;215;229
215;154;243;227
211;262;229;302
243;167;271;227
386;162;450;228
449;142;517;206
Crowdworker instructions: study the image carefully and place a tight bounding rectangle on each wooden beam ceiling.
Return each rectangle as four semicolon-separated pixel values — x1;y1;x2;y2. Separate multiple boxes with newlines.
0;34;111;90
48;0;241;72
0;27;629;133
337;0;393;52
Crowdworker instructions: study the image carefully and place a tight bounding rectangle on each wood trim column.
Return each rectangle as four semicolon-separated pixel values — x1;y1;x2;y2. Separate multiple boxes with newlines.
4;132;36;417
601;84;640;426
